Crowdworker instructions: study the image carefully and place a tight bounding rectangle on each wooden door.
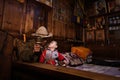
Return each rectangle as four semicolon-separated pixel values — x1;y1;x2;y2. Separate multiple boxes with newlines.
2;0;24;36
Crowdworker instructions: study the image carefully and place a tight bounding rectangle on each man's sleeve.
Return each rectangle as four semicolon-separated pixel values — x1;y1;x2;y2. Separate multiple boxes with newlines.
39;50;46;63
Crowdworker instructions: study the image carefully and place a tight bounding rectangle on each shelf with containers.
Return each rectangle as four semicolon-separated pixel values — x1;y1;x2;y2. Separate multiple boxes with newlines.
107;12;120;45
85;0;120;46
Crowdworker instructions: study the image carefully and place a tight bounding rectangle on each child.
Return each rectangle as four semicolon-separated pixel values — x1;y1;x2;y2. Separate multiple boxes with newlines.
39;41;67;66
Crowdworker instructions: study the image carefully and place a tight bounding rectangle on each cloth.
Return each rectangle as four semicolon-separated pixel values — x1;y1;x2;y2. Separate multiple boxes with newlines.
39;49;65;65
69;64;120;77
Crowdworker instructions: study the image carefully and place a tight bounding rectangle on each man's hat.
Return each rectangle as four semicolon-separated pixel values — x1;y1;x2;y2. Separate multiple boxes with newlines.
32;26;53;38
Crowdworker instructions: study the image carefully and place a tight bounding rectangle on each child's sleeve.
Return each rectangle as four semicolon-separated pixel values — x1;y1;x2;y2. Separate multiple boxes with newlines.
58;52;65;61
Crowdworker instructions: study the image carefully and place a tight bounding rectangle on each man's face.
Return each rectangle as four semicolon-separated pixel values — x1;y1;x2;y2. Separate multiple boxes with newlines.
98;2;104;9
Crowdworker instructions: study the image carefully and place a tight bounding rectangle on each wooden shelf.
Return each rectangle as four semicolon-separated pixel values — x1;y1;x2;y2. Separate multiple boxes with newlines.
89;11;120;18
108;23;120;26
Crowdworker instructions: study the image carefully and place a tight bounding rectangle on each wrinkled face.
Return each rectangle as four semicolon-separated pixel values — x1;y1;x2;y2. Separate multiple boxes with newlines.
97;2;104;9
48;41;57;49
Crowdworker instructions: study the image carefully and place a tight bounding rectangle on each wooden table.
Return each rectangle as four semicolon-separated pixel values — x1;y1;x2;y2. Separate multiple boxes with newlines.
12;61;120;80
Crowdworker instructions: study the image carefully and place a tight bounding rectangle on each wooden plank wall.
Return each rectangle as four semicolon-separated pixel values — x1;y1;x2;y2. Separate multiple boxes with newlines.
0;30;14;80
0;0;78;39
0;0;4;28
24;1;34;33
2;0;24;36
48;0;76;39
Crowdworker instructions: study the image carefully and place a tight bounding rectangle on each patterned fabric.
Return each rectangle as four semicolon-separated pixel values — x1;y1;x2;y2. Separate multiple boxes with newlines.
69;64;120;77
46;50;58;60
62;52;83;66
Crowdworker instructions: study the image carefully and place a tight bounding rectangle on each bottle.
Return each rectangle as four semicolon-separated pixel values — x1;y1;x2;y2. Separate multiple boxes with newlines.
109;26;112;31
116;16;119;24
109;17;112;24
118;16;120;24
113;17;116;24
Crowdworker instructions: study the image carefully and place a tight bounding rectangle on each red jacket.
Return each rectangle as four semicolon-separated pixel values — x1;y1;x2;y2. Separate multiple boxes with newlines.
39;49;65;65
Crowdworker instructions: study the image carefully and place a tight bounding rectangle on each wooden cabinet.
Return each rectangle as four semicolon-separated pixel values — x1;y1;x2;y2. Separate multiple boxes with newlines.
85;0;120;60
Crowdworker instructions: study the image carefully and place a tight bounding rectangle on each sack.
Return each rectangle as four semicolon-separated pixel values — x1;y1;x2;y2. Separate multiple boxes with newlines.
63;52;83;66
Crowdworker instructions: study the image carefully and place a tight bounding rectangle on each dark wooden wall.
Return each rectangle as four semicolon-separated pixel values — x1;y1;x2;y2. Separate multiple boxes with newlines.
0;0;81;40
47;0;78;39
0;0;4;28
86;45;120;60
0;30;14;80
1;0;24;36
